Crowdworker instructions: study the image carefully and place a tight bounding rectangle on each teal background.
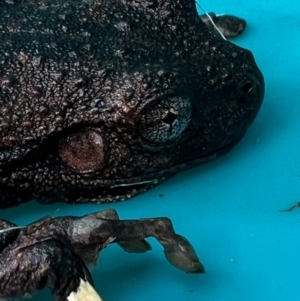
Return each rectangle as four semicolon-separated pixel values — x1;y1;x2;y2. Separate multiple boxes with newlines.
2;1;300;300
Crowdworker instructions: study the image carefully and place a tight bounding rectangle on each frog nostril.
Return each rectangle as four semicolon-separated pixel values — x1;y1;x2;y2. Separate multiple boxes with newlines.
229;75;258;100
242;81;253;93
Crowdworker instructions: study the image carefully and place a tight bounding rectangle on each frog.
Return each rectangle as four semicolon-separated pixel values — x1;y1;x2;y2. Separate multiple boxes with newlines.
0;208;204;301
0;0;265;209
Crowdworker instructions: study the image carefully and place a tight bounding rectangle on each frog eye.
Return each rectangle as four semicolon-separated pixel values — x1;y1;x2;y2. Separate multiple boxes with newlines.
139;97;192;143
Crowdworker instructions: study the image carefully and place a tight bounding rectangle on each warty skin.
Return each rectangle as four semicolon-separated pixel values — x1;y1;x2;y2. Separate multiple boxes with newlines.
0;0;264;208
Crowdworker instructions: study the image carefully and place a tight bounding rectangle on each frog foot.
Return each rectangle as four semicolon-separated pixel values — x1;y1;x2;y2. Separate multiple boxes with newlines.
84;211;205;274
162;234;205;273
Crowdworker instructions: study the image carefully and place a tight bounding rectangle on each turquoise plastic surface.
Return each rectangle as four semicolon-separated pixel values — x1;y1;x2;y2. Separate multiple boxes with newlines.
2;1;300;300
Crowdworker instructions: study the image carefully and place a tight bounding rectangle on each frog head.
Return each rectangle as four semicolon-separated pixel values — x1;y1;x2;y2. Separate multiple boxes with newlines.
0;0;264;207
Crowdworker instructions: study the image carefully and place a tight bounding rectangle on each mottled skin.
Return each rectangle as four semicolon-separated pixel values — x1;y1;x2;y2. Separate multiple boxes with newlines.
0;209;204;301
0;0;264;208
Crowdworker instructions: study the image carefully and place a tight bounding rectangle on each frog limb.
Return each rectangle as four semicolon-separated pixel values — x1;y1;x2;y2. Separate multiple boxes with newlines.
0;209;204;301
0;219;20;252
90;208;151;253
78;215;205;273
0;239;99;301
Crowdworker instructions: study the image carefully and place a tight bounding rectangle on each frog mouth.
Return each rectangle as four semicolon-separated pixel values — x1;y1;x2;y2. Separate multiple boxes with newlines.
65;178;167;203
65;134;243;203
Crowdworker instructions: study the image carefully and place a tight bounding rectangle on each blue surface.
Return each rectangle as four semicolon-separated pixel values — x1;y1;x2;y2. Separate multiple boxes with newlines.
2;1;300;300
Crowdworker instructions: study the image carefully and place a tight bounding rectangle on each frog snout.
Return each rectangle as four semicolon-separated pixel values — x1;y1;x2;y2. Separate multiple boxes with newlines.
238;49;264;104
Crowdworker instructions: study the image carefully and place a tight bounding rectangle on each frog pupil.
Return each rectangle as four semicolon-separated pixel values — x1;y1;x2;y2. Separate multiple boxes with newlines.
162;111;177;125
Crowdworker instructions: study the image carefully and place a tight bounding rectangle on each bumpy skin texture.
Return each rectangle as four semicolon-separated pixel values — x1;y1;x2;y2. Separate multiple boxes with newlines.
0;0;264;208
0;209;204;300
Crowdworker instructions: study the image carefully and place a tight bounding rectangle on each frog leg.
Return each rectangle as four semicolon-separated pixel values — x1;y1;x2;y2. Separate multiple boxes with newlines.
0;239;102;301
97;216;205;273
0;219;21;252
93;208;152;253
47;241;100;301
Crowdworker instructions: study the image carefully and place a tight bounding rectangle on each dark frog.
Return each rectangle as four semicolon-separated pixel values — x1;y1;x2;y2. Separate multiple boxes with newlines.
0;0;264;208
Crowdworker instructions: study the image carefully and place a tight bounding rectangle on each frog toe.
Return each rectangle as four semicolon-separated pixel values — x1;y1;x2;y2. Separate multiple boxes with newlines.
163;235;205;274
